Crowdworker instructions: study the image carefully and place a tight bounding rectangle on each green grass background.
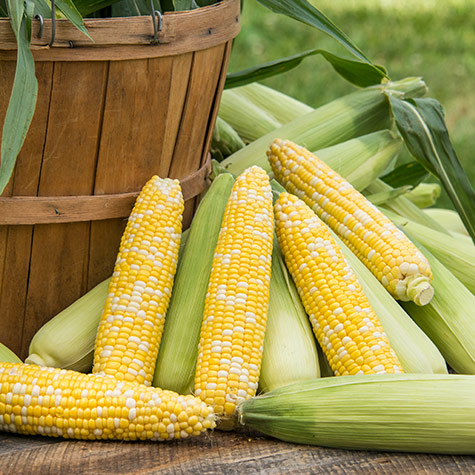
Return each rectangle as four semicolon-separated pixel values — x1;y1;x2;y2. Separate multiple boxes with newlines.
227;0;475;209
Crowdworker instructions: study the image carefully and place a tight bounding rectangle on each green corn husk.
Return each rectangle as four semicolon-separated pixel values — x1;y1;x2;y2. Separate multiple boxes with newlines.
401;243;475;374
423;207;469;236
332;231;447;374
220;77;427;176
25;278;111;372
365;179;448;233
152;173;235;394
218;89;282;143
405;183;441;208
384;209;475;294
0;342;22;363
211;116;246;161
237;374;475;455
259;240;320;393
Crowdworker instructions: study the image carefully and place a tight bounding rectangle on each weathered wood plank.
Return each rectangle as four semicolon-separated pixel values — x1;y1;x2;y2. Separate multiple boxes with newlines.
0;430;472;474
0;61;53;357
20;61;107;357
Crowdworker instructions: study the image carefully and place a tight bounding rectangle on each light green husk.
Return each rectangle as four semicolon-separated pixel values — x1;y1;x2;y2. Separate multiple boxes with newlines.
0;342;22;363
405;182;441;208
259;240;320;393
152;173;235;394
332;232;447;374
220;77;427;175
401;243;475;374
384;209;475;294
423;207;469;236
25;278;110;372
237;374;475;455
211;116;246;161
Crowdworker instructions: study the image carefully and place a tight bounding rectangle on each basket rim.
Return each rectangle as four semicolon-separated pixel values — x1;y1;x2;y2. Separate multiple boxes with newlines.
0;0;240;61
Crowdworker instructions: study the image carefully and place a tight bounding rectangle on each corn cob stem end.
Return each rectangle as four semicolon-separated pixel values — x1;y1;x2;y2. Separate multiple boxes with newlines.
396;275;434;306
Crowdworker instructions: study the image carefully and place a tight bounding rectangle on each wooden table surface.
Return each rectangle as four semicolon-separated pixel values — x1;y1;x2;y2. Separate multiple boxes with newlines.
1;428;474;474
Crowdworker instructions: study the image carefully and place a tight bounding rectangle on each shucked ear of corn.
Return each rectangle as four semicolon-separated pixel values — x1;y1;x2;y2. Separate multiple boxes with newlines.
93;176;184;387
258;237;320;393
153;173;235;394
237;374;475;455
26;279;110;372
269;139;434;306
194;166;274;426
0;361;215;441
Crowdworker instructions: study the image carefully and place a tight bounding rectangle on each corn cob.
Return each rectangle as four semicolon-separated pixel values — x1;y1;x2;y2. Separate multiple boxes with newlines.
275;192;403;376
26;279;110;372
259;238;320;393
0;343;21;364
194;166;274;423
238;374;475;455
153;173;235;394
270;139;434;305
401;242;475;374
220;77;427;175
0;362;214;440
93;176;184;387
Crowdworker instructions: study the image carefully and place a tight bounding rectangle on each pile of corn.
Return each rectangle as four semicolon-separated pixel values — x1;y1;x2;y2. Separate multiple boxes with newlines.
1;77;475;454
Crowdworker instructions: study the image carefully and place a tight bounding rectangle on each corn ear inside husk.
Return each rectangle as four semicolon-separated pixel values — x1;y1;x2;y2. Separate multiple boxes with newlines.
211;116;245;161
384;208;475;294
401;243;475;374
238;374;475;455
25;278;110;372
331;231;447;374
152;173;235;394
405;182;441;208
220;78;427;176
0;343;22;363
259;239;320;393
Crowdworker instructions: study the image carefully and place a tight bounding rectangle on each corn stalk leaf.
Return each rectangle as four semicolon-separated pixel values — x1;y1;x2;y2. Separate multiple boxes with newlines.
0;0;8;15
225;48;386;89
381;161;429;188
55;0;91;39
389;95;475;243
0;0;38;195
255;0;387;79
110;0;160;17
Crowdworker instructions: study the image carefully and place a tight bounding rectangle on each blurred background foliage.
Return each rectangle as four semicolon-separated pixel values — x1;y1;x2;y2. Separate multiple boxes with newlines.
228;0;475;209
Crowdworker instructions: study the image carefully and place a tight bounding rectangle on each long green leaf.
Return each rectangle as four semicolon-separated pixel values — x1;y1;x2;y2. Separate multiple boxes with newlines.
55;0;91;39
255;0;387;78
1;1;38;195
381;161;429;188
225;48;386;89
0;0;7;16
389;95;475;243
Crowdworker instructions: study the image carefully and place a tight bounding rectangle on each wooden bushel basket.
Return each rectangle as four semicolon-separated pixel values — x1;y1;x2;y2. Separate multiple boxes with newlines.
0;0;240;358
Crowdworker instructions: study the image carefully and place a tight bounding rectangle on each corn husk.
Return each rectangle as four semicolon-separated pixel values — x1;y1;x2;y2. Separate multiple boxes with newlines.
401;243;475;374
220;78;427;176
423;207;469;236
0;343;22;363
259;240;320;393
405;183;441;208
211;116;246;161
25;278;110;372
152;173;234;394
238;374;475;455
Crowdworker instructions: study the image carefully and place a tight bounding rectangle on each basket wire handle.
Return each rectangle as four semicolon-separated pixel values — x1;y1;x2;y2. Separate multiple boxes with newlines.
34;0;56;47
150;0;163;45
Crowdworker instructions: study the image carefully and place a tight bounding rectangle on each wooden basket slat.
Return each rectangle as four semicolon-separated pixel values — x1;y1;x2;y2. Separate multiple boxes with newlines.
19;61;108;356
169;43;226;226
0;62;54;356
